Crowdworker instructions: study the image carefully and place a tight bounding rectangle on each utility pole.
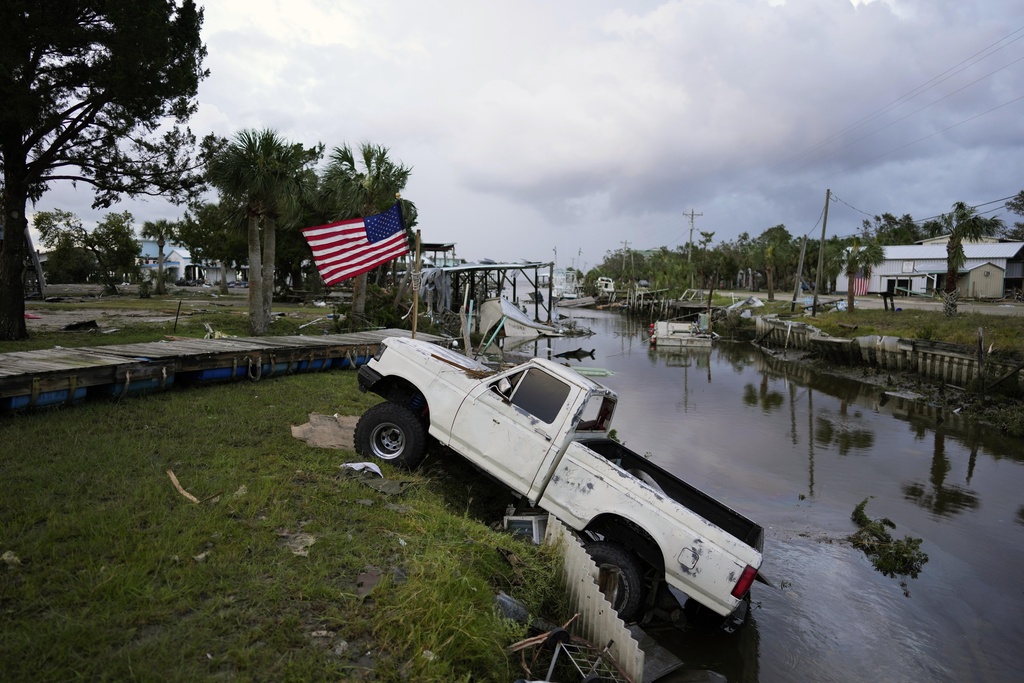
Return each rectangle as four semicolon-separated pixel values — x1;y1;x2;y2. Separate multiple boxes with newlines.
790;235;808;312
813;189;831;316
684;209;703;289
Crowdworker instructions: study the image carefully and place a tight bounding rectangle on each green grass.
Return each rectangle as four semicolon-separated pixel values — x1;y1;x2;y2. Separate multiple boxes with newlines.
1;373;567;681
801;309;1024;353
7;295;334;353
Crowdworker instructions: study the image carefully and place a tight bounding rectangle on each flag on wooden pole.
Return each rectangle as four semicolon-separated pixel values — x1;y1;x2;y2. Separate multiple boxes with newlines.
302;203;409;285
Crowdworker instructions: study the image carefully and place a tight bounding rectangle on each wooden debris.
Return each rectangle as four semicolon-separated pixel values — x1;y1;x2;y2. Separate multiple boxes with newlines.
166;469;200;504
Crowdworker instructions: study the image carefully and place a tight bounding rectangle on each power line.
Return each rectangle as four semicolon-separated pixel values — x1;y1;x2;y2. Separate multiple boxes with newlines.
761;25;1024;180
832;192;1019;227
818;53;1024;165
819;93;1024;185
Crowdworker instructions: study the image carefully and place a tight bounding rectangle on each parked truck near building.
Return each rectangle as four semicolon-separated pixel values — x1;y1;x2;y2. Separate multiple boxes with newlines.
354;336;764;630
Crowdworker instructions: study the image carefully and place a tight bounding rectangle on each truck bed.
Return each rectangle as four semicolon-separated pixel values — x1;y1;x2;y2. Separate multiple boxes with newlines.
577;438;764;551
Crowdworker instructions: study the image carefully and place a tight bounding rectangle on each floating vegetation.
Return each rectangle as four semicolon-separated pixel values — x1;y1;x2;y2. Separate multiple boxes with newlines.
849;497;929;597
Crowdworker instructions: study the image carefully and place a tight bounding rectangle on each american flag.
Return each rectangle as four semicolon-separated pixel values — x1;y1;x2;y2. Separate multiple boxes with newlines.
302;203;409;286
853;275;870;296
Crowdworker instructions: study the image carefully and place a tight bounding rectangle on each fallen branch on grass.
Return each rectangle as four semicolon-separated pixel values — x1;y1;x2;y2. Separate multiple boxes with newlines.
166;469;200;504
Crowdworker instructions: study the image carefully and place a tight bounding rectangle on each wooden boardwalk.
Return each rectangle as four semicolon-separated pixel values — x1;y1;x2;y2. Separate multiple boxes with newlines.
0;329;444;411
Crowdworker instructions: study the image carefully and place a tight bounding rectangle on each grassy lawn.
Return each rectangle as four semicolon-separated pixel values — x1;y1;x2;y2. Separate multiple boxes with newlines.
795;308;1024;354
0;372;566;681
6;293;333;353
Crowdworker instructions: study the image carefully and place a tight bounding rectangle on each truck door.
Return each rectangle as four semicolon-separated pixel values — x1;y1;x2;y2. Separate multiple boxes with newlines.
450;367;573;499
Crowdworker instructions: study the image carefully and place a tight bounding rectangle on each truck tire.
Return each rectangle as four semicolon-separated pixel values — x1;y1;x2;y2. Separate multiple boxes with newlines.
583;541;646;622
354;402;427;469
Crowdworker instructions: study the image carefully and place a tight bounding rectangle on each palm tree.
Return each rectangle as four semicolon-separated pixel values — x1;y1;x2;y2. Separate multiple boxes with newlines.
208;129;321;335
939;202;1003;316
756;225;792;301
821;238;848;295
140;219;177;295
320;143;413;318
841;236;884;313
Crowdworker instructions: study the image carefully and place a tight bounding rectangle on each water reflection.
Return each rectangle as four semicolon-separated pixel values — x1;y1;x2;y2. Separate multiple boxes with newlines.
901;429;980;518
742;376;785;412
534;309;1024;682
813;410;875;455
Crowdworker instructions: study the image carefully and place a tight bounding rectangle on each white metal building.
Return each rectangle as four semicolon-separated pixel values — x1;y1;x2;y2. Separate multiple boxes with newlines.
869;242;1024;298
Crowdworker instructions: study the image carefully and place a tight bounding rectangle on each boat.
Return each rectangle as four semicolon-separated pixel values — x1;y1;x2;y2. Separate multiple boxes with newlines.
539;269;582;302
594;276;616;302
478;297;562;340
649;315;717;348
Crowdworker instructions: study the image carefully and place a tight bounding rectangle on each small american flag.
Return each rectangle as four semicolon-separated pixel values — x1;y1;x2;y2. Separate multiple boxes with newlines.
302;203;409;286
853;275;869;296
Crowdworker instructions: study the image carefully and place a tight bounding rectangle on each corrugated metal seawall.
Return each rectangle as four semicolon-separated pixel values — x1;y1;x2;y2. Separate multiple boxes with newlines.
545;516;645;682
755;317;1024;389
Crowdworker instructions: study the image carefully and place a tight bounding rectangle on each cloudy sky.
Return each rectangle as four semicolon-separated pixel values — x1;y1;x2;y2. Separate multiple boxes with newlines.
38;0;1024;270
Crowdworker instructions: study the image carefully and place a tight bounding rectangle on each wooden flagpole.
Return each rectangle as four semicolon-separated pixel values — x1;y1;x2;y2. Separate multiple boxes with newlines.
412;229;421;339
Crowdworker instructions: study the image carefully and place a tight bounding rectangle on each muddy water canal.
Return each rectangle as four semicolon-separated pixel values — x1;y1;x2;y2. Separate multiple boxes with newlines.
526;308;1024;682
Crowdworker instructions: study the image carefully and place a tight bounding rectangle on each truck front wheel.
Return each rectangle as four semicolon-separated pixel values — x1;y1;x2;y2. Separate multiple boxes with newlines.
583;541;646;622
354;402;427;469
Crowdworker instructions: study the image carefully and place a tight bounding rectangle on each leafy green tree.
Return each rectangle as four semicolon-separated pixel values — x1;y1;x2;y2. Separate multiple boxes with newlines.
866;213;922;246
208;129;322;335
1003;191;1024;241
35;210;141;293
178;202;248;295
591;246;639;285
35;211;97;284
921;219;946;240
841;235;884;313
140;219;179;295
822;237;848;295
320;143;414;318
755;225;793;301
697;230;716;288
0;1;209;340
939;201;1003;316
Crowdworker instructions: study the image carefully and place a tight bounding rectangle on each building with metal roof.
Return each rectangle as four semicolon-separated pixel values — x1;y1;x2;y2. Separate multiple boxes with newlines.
866;242;1024;299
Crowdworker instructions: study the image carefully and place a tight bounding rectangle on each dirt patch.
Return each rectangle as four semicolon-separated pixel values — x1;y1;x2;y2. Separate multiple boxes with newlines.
291;413;359;450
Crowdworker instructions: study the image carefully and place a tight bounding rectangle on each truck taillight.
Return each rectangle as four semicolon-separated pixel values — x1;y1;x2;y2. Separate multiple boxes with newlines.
731;565;758;598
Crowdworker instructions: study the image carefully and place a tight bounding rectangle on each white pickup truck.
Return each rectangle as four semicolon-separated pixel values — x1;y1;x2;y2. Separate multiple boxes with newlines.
355;336;764;630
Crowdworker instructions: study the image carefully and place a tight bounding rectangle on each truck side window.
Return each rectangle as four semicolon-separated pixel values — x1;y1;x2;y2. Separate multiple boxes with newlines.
508;368;570;424
577;396;614;431
491;370;523;400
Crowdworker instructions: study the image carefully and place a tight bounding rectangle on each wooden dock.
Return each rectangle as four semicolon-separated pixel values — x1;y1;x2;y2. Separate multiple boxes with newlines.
0;329;446;412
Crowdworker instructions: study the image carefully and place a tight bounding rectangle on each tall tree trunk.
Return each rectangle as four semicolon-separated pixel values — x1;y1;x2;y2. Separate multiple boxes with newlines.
942;289;959;317
0;179;29;341
261;217;276;325
352;272;368;318
156;238;166;295
944;238;960;317
247;216;267;335
219;261;229;295
847;273;856;313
